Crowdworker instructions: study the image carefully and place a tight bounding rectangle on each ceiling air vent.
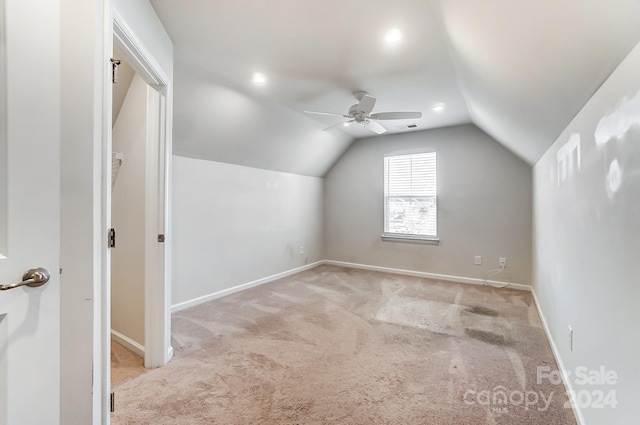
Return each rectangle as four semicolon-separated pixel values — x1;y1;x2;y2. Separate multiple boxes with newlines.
396;124;418;130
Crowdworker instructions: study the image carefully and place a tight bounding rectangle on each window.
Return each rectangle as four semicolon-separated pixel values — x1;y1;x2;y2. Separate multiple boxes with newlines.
383;152;437;241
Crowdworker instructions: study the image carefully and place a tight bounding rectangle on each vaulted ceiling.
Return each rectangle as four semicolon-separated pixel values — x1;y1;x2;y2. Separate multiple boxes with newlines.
150;0;640;176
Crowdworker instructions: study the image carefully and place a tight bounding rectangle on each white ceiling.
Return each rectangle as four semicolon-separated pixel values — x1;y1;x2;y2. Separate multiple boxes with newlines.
150;0;640;176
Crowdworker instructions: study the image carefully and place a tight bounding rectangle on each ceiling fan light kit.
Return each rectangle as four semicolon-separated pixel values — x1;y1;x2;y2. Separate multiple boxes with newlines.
304;91;422;135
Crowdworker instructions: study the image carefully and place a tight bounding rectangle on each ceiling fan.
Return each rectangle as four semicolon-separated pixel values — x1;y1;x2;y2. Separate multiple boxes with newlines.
304;91;422;135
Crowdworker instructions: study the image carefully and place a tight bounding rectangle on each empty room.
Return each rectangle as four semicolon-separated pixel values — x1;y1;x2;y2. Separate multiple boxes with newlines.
1;1;638;425
106;1;639;424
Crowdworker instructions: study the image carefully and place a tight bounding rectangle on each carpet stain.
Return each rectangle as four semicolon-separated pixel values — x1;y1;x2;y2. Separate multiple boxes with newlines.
464;328;510;346
466;305;499;317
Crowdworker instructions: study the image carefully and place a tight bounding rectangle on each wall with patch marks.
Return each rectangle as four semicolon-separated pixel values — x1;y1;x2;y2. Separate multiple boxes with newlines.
533;41;640;424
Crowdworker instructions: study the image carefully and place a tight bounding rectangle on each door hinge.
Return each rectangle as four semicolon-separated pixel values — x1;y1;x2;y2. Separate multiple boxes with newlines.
110;392;115;413
109;228;116;248
157;234;165;243
110;58;121;84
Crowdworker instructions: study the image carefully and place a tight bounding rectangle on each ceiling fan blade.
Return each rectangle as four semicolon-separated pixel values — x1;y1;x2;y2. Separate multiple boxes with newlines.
357;95;377;114
369;112;422;120
304;111;349;117
367;120;387;134
322;119;355;132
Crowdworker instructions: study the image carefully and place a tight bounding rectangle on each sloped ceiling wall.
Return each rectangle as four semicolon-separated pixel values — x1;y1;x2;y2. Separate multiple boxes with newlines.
151;0;640;176
433;0;640;164
172;63;353;177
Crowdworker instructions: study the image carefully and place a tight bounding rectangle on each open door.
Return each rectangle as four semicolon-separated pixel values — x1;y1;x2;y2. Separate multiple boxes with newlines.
0;0;61;423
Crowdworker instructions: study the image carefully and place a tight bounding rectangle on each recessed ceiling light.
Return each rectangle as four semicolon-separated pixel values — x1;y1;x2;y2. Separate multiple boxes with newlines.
432;103;445;112
252;72;267;85
383;28;403;45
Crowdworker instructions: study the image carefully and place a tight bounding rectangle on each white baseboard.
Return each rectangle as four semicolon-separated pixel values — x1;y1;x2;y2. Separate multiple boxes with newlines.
171;261;325;313
167;345;174;362
531;290;585;425
111;329;145;357
324;260;531;292
172;259;530;314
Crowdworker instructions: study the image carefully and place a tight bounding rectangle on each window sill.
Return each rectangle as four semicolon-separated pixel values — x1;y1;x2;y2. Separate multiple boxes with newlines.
381;234;440;245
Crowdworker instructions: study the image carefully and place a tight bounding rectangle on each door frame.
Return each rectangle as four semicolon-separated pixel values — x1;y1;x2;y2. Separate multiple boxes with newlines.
99;7;173;422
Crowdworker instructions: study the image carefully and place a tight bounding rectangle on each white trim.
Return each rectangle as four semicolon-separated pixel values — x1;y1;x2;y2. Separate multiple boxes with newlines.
98;5;113;424
111;330;145;358
112;10;168;88
324;260;531;291
142;84;164;369
381;234;440;244
161;88;173;366
171;261;325;313
531;289;585;425
0;0;6;259
0;314;7;425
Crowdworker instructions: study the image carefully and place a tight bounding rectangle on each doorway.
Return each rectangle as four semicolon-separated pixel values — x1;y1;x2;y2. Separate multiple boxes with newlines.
96;12;173;421
110;50;147;376
107;13;172;388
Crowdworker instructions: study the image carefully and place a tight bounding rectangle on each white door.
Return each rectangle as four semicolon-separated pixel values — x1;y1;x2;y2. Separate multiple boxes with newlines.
0;0;61;423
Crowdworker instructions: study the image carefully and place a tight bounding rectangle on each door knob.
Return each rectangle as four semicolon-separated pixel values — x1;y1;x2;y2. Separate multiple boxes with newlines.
0;267;50;291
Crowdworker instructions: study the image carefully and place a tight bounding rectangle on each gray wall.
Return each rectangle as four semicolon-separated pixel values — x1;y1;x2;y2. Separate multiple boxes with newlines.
325;124;532;285
533;41;640;424
172;156;324;306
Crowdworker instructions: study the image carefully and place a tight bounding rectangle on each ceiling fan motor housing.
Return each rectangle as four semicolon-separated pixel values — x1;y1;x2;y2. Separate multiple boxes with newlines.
348;104;367;122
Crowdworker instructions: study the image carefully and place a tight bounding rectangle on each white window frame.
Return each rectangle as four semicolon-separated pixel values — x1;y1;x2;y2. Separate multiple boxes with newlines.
382;152;439;244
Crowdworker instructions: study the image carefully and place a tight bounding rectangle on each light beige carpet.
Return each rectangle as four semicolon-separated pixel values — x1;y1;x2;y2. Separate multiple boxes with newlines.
111;341;147;387
112;265;576;424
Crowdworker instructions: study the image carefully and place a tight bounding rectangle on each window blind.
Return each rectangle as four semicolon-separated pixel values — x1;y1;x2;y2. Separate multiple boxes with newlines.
384;152;437;238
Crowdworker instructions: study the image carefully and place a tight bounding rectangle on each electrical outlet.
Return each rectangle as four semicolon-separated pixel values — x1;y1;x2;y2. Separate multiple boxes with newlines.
499;257;507;267
568;326;573;351
474;256;482;265
300;246;304;256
